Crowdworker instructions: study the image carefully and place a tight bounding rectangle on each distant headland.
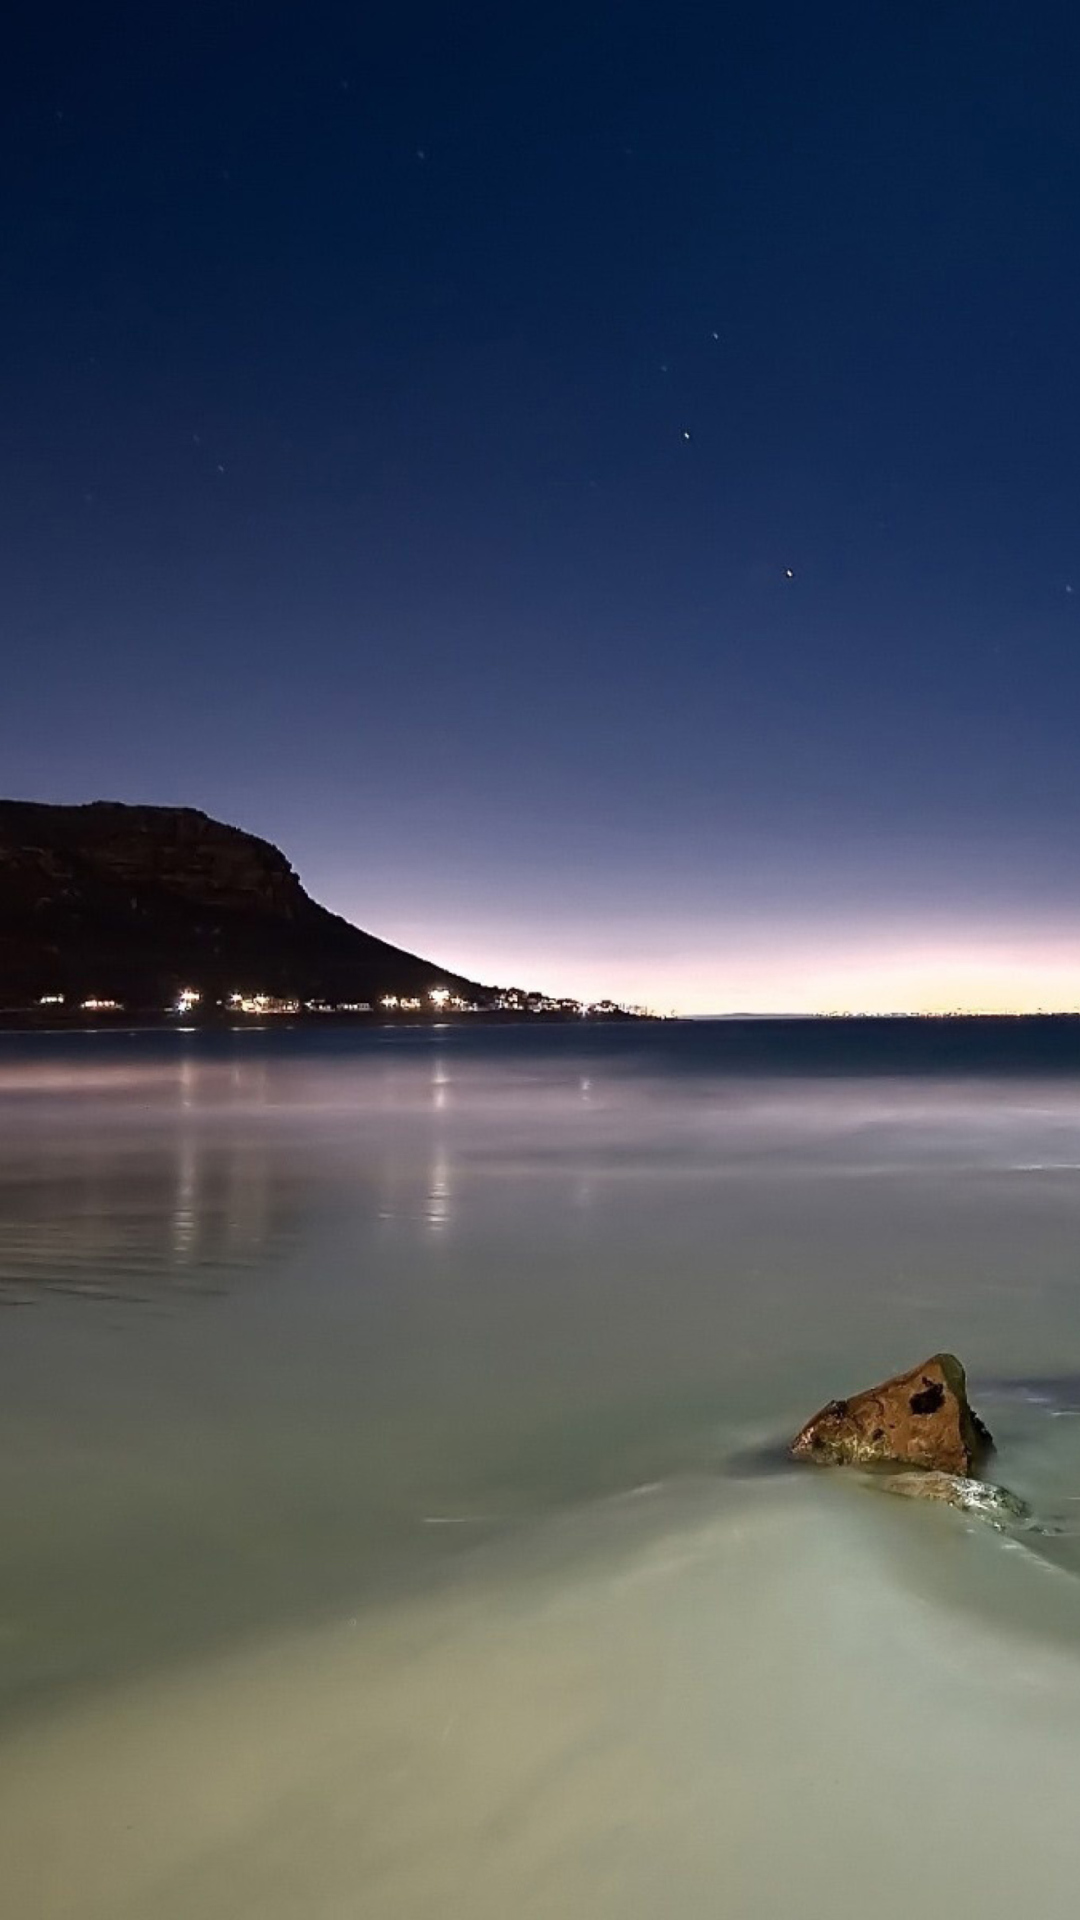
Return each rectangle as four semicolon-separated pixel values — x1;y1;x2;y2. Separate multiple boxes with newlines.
0;801;649;1025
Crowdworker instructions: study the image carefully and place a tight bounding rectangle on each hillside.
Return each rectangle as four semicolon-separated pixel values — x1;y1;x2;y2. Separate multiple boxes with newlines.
0;801;500;1013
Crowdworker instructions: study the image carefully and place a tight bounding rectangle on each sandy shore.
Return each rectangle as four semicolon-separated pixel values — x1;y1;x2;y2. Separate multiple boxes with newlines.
6;1477;1080;1920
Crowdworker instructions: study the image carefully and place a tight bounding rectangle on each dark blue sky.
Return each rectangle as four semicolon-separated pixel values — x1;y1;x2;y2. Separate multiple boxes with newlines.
6;3;1080;1010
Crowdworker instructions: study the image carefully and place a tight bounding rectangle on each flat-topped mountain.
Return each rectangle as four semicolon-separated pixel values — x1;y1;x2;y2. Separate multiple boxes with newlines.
0;800;500;1012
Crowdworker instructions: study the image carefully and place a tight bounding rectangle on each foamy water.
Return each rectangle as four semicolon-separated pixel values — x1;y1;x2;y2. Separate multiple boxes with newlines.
4;1025;1080;1916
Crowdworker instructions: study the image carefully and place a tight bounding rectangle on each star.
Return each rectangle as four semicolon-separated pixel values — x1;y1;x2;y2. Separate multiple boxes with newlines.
784;567;794;578
681;429;692;442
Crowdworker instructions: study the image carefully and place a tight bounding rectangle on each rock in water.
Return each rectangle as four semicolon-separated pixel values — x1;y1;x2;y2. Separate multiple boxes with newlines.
876;1470;1030;1528
789;1353;992;1474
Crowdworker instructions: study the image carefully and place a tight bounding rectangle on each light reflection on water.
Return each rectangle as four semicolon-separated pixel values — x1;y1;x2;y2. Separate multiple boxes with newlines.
5;1029;1080;1915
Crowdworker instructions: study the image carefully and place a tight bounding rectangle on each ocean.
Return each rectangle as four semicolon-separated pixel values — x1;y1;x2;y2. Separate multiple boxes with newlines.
4;1019;1080;1917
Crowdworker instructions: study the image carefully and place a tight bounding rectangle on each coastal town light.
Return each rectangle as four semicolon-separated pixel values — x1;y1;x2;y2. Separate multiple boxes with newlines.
429;988;450;1007
229;992;300;1014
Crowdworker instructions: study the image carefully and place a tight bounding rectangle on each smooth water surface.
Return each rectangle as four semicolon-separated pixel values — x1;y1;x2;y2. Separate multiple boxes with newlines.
5;1023;1080;1917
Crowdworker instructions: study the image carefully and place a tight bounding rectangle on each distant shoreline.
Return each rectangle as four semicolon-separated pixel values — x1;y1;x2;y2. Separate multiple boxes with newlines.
0;1007;654;1034
2;1010;1079;1035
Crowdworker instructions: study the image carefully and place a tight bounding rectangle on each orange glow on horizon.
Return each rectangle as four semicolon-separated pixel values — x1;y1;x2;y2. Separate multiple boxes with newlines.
392;924;1080;1019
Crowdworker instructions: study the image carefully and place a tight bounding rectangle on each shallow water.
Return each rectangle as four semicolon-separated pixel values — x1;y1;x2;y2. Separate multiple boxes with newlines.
5;1024;1080;1916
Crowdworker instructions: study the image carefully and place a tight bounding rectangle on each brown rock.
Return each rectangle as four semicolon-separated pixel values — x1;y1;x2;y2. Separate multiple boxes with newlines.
789;1353;992;1474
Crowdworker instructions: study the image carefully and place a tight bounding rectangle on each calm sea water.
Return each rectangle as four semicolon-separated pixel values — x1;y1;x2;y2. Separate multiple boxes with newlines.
6;1021;1080;1917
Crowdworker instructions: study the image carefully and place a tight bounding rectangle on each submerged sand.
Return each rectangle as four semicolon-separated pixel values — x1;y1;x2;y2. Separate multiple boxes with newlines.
6;1474;1080;1920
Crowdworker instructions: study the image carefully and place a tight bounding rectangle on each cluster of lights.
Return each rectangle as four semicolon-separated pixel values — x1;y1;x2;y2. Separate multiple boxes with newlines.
228;991;300;1015
36;984;650;1021
380;987;478;1013
493;992;639;1016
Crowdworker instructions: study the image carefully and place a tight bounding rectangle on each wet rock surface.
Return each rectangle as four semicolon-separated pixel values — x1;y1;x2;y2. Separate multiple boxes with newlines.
790;1353;993;1475
875;1470;1032;1529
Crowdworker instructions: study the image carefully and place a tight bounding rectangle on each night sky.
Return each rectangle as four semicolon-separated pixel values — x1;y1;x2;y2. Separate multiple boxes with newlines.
6;4;1080;1013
